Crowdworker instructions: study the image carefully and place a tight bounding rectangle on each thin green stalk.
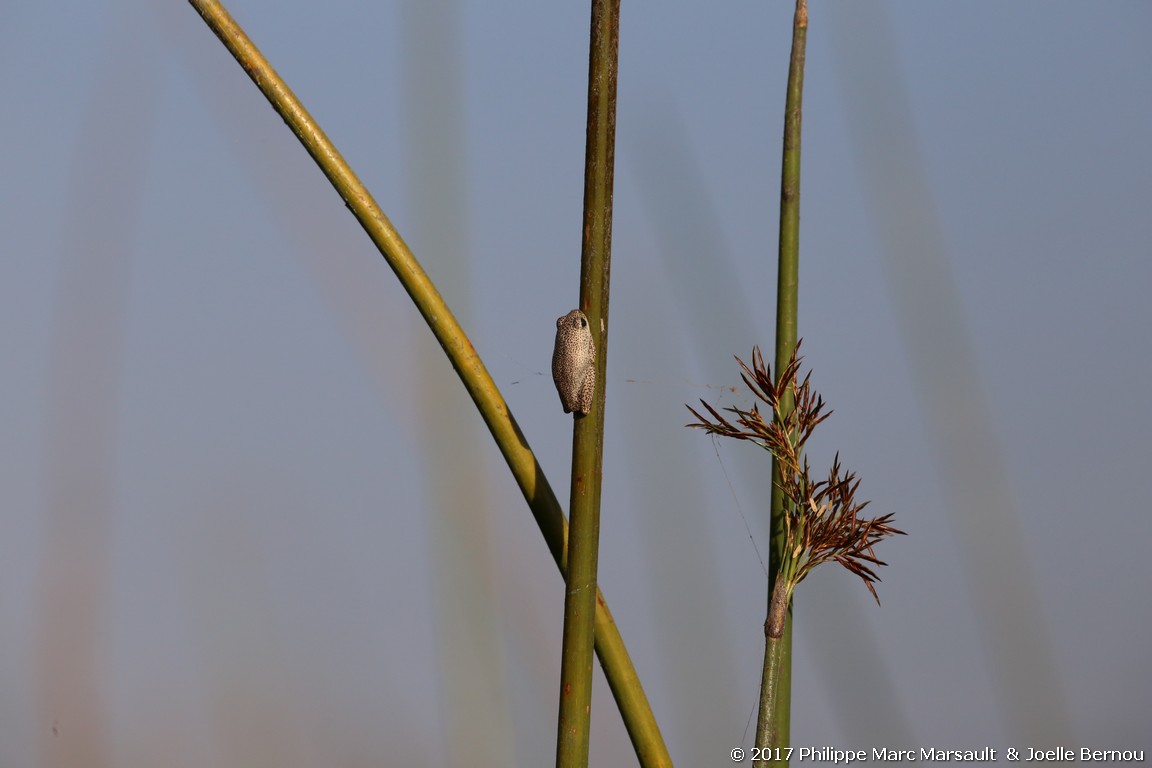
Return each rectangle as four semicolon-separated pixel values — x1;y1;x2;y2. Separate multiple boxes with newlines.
186;3;669;765
757;586;792;755
556;2;621;767
759;0;807;762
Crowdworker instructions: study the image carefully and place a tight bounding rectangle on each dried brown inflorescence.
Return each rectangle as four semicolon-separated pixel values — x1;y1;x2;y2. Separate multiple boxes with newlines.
687;342;904;620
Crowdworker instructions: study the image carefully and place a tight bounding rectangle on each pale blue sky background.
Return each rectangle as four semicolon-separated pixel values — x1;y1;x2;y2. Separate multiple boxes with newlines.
2;2;1150;766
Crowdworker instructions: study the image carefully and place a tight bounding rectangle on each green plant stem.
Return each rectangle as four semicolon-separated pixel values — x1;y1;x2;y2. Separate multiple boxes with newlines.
759;0;807;761
186;2;669;765
556;2;622;767
757;619;792;756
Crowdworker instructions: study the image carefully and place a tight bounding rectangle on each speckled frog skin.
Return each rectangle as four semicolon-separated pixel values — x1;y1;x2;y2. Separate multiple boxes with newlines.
551;309;595;415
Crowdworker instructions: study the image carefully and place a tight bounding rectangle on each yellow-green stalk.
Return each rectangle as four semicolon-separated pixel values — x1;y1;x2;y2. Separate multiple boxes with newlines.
187;2;669;765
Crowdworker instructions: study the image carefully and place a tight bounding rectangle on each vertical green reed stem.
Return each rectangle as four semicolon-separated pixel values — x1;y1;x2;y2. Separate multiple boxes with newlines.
556;2;622;767
757;0;806;763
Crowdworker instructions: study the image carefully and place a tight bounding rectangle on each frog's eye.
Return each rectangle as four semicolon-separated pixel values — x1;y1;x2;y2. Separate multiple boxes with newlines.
580;317;587;328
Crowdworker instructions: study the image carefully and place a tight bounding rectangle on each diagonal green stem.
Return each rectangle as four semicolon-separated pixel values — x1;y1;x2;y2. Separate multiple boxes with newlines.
186;2;669;765
556;1;622;767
